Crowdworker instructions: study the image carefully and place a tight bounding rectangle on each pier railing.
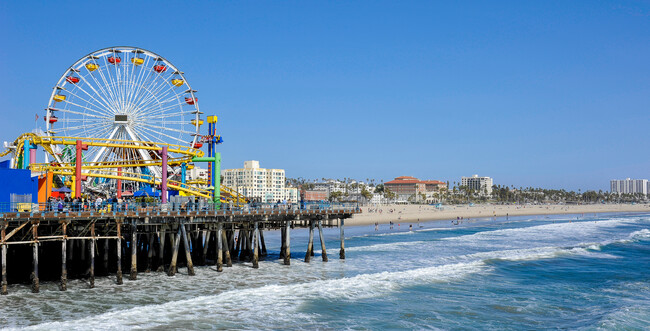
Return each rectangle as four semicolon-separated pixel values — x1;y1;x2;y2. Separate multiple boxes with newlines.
0;201;360;215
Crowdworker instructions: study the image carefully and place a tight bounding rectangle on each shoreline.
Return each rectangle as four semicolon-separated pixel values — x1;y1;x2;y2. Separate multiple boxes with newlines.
347;203;650;226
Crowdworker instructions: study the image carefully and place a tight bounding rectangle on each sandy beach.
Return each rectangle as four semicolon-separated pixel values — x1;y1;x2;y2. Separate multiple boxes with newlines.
348;203;650;226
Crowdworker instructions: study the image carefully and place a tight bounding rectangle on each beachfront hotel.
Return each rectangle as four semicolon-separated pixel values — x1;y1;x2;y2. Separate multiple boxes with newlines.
461;175;494;196
610;178;648;195
222;160;299;203
384;176;447;201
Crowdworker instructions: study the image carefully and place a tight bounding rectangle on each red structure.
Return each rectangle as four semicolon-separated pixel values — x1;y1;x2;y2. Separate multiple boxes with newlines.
153;65;167;73
107;56;121;64
66;76;80;84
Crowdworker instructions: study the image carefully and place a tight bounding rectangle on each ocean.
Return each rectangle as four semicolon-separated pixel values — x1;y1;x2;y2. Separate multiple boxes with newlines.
1;213;649;330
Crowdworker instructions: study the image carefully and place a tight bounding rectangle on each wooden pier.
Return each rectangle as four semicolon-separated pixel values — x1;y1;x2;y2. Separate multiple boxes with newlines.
0;206;359;294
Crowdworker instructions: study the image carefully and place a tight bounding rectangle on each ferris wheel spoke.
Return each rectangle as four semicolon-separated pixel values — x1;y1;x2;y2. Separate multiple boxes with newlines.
71;82;116;114
154;110;197;118
89;69;118;109
137;125;188;145
136;98;184;118
139;123;195;136
125;54;147;108
129;63;158;109
56;107;106;120
93;59;122;111
60;99;112;119
62;88;115;117
132;78;178;113
79;65;119;111
130;126;157;144
134;68;179;106
59;121;106;133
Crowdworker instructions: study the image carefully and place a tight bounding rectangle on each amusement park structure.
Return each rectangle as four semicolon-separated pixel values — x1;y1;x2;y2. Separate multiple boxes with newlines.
0;46;359;295
0;46;243;207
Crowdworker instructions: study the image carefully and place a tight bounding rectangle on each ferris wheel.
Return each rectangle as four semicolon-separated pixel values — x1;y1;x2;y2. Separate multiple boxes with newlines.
45;46;202;172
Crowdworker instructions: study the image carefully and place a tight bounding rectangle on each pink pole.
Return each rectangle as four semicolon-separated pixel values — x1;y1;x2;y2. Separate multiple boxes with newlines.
75;140;83;199
29;148;36;167
117;167;122;199
161;146;168;204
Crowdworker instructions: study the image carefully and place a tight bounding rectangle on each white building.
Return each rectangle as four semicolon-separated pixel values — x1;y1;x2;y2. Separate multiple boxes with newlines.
610;178;648;195
313;179;367;195
461;175;493;196
187;166;209;183
222;160;299;203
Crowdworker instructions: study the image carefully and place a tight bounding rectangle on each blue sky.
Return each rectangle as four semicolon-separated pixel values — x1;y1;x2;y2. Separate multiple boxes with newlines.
1;1;649;191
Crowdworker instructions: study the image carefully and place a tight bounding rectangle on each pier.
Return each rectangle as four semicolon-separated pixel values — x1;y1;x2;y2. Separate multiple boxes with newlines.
0;203;359;294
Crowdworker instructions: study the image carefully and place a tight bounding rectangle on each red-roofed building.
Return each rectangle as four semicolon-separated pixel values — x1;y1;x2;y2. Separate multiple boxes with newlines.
385;176;447;201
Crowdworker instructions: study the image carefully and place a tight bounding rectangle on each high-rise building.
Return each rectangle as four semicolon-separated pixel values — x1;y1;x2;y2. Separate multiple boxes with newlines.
222;161;299;203
610;178;648;195
461;175;493;196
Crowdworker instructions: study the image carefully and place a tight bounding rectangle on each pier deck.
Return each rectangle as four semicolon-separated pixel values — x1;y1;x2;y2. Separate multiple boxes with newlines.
0;204;359;294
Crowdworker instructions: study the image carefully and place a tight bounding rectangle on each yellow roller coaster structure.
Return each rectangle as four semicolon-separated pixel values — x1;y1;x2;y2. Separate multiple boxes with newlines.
2;134;247;205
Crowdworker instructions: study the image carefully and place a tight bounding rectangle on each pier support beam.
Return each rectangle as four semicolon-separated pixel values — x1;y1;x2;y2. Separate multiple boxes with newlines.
146;231;154;272
1;243;6;295
168;226;182;276
1;224;7;295
201;229;210;265
283;220;291;265
222;229;232;267
259;229;267;257
252;222;259;269
103;238;109;273
116;222;123;285
60;221;68;291
339;218;345;260
31;223;39;293
89;223;95;288
318;219;328;262
130;224;137;280
305;220;314;263
157;227;166;272
216;223;223;272
180;223;195;276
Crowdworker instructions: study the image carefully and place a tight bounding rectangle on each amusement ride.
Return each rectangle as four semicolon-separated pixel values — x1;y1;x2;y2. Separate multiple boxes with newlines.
0;46;246;207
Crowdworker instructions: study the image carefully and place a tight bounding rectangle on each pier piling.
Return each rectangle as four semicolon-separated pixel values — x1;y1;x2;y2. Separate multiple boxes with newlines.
130;225;137;280
168;226;182;276
89;223;95;288
1;228;7;295
181;223;195;276
31;224;39;293
318;219;328;262
60;222;67;291
116;222;123;285
339;218;345;260
221;229;232;267
157;227;166;272
146;231;154;272
216;223;223;272
283;220;291;265
252;222;259;269
305;220;314;263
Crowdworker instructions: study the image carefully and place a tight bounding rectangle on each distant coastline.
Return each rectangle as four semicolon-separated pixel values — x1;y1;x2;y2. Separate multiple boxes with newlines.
349;203;650;226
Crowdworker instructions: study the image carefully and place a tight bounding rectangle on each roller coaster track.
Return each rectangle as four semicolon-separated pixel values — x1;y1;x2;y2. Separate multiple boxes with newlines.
2;134;247;204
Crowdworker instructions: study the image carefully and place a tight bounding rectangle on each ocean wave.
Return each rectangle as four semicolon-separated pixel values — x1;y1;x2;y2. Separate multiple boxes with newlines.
19;261;487;331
